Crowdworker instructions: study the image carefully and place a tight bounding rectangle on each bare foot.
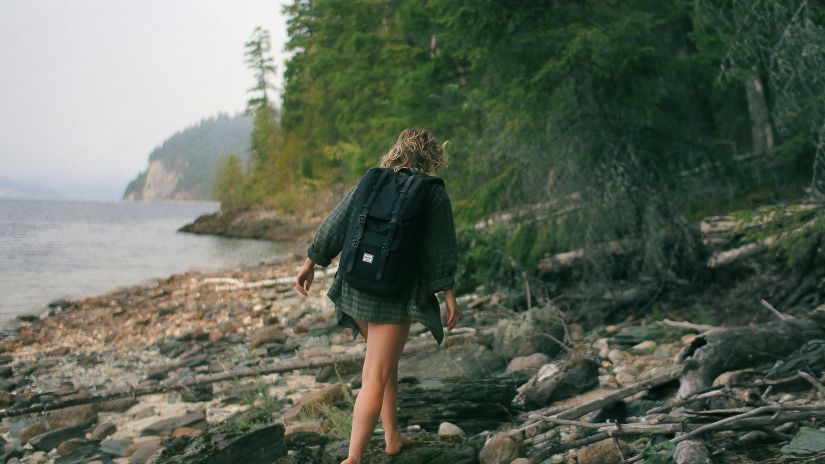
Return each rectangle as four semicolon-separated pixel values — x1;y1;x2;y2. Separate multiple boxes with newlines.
340;458;358;464
385;430;415;456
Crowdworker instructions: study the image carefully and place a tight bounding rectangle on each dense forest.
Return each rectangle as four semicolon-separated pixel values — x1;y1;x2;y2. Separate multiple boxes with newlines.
217;0;825;293
124;112;252;201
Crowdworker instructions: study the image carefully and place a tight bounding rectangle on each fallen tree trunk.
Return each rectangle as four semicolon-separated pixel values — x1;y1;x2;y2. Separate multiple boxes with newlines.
397;377;518;434
677;318;825;399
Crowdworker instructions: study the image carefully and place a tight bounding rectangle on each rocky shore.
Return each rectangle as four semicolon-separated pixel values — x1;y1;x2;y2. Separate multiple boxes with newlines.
178;208;320;243
1;203;824;463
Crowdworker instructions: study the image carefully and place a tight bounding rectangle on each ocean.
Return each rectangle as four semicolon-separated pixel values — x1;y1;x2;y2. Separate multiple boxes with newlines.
0;198;285;328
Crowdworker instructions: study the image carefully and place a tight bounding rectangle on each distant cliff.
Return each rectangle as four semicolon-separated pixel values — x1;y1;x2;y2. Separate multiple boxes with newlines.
123;113;252;201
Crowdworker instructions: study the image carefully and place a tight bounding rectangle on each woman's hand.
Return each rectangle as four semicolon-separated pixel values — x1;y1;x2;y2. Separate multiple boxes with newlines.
295;258;315;296
444;288;459;332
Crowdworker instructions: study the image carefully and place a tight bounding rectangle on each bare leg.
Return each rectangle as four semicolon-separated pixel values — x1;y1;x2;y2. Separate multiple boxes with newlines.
342;319;410;464
379;319;413;455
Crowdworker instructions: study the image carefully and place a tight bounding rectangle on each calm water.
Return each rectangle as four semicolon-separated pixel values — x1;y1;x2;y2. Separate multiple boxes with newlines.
0;198;285;327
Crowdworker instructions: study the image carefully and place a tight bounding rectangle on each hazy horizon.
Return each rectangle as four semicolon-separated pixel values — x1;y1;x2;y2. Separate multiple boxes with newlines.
0;0;288;201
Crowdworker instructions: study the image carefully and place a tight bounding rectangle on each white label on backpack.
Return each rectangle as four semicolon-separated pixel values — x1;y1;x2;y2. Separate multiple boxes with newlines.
362;253;374;263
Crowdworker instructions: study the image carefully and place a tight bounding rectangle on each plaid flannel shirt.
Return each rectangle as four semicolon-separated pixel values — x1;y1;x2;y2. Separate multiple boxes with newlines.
307;180;457;344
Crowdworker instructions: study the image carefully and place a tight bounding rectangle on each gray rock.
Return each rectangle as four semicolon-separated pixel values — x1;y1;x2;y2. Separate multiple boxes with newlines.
250;325;287;349
577;438;631;464
141;411;206;436
46;404;98;429
437;422;465;439
129;437;164;464
399;341;505;379
90;422;117;441
479;431;519;464
100;438;133;457
493;305;565;359
29;425;87;452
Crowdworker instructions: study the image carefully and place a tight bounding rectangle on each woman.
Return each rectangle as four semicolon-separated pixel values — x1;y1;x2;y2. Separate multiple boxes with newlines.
294;128;459;464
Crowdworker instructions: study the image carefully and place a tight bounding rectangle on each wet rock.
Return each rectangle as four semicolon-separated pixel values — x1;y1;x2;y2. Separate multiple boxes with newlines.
29;424;87;451
479;431;519;464
523;360;599;408
400;341;505;380
141;410;206;436
98;397;137;413
577;438;631;464
100;438;133;457
90;422;117;441
47;404;98;429
493;305;565;359
437;422;464;439
505;353;551;374
250;325;287;349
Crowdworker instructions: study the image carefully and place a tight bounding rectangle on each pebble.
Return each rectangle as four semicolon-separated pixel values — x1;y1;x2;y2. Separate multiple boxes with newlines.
607;349;626;364
437;421;465;438
630;340;657;355
593;338;610;359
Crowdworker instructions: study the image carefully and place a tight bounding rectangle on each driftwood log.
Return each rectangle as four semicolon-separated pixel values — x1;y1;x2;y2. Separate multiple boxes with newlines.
397;377;518;434
676;318;825;399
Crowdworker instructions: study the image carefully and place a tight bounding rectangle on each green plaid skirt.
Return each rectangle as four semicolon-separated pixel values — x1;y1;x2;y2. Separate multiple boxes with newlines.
328;270;445;344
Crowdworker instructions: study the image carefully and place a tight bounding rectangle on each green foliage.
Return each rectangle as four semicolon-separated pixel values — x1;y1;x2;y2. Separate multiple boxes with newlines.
632;436;676;464
223;1;825;286
213;154;250;211
216;380;280;433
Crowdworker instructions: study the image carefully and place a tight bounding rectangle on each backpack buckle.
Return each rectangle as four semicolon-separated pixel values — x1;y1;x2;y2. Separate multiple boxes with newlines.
358;214;366;224
351;238;359;248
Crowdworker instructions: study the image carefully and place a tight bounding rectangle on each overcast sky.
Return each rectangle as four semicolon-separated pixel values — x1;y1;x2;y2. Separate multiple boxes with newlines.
0;0;288;201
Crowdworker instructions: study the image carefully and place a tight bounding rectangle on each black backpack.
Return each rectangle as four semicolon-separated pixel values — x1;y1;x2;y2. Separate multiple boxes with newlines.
339;167;444;297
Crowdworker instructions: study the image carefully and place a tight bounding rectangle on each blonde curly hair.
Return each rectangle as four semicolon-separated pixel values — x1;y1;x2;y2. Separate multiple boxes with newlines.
379;128;447;175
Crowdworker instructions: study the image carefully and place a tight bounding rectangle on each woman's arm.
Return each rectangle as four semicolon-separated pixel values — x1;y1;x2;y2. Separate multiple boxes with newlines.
295;257;315;296
444;287;459;332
